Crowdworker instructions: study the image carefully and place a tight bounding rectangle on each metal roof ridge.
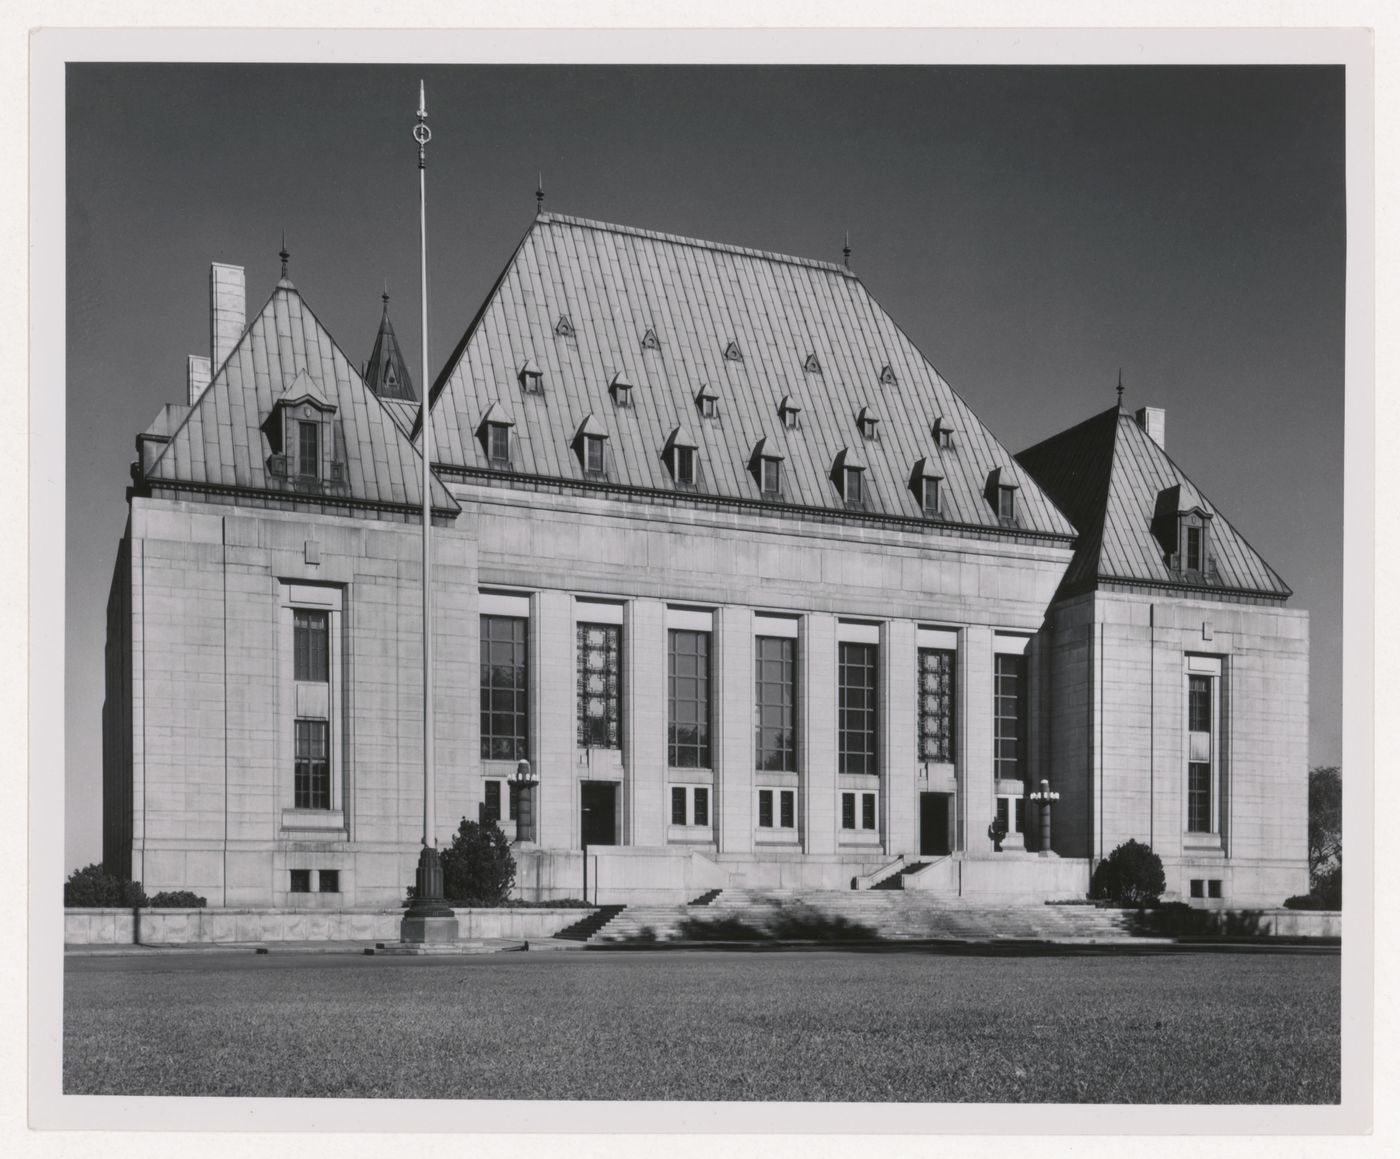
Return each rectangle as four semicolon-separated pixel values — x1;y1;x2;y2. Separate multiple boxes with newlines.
538;212;857;277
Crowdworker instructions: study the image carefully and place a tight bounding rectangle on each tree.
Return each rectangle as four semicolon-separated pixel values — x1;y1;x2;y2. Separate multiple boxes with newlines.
1089;839;1166;906
1308;765;1342;888
438;817;516;906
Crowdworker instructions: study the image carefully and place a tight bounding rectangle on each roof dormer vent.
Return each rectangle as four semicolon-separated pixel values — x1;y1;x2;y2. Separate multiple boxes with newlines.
518;359;544;394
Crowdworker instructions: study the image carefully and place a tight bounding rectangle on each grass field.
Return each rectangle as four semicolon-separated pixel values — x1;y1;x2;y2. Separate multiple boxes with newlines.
63;947;1340;1102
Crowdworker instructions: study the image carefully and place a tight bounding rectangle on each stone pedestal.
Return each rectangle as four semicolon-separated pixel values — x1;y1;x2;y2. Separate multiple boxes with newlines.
399;847;459;944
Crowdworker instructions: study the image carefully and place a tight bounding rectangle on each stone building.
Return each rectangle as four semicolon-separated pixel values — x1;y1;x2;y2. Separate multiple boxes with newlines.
103;213;1309;908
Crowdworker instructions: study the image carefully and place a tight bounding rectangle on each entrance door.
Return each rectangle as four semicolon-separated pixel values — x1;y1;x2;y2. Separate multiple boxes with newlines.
919;792;951;856
580;781;618;846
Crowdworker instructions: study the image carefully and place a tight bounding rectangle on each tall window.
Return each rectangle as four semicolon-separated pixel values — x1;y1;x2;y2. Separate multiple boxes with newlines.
480;615;528;760
994;653;1025;779
839;641;879;775
298;420;320;479
577;623;622;748
918;648;956;763
668;630;711;768
294;610;329;683
761;457;782;495
583;435;605;475
922;476;941;517
487;424;511;465
755;636;797;771
294;719;330;809
675;445;696;486
997;485;1016;525
1186;524;1203;572
1188;674;1213;832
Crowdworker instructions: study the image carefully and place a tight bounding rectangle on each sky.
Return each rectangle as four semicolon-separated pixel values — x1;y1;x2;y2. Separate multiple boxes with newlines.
64;63;1346;871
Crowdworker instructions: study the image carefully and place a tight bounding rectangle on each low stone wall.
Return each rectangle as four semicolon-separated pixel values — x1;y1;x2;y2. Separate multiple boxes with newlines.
1125;906;1341;940
64;907;594;946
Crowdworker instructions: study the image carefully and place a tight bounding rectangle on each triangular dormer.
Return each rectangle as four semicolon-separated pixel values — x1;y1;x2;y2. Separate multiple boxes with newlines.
364;292;416;403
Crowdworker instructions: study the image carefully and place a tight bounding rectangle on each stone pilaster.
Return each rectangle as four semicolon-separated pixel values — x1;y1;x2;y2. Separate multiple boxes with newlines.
961;625;994;856
626;599;666;846
883;619;918;856
532;590;575;849
715;605;754;853
802;613;837;855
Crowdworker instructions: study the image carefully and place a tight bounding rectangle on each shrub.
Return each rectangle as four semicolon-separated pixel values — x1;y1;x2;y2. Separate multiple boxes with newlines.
1089;839;1165;906
149;890;207;908
439;817;516;906
64;863;148;908
1313;862;1342;909
1283;893;1327;910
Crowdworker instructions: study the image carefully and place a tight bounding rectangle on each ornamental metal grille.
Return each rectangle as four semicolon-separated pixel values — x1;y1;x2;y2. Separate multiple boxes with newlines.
838;641;879;775
994;653;1025;779
668;630;711;768
294;718;330;809
480;615;529;760
577;622;622;749
293;610;329;683
755;636;797;771
917;648;956;762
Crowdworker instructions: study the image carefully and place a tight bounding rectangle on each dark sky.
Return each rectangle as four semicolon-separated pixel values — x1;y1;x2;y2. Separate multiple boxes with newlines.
65;64;1346;869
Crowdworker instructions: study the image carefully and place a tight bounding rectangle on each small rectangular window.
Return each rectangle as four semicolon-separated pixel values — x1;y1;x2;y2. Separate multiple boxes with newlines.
779;790;795;829
998;485;1016;524
584;436;605;475
318;869;339;893
508;782;520;822
761;458;782;495
483;780;502;823
294;719;330;810
694;787;709;827
758;789;774;828
675;445;696;486
1190;879;1205;899
861;792;876;830
996;797;1010;832
488;424;511;464
290;869;311;893
672;786;687;825
923;477;940;516
1188;762;1212;832
1207;879;1222;899
1014;797;1025;833
701;396;717;419
783;408;799;430
298;421;320;479
846;468;864;507
293;609;329;683
841;792;856;830
1186;525;1203;572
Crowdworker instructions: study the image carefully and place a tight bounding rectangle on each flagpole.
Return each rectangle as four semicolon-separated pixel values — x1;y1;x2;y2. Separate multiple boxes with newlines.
402;80;456;944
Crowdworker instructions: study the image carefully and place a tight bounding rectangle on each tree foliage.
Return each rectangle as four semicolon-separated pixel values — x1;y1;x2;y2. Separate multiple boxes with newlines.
64;863;148;908
1308;765;1342;882
1089;839;1166;906
439;817;516;906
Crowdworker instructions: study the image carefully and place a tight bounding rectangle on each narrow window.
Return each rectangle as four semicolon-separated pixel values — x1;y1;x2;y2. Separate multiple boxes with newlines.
994;653;1025;780
758;789;774;828
1187;673;1214;833
577;622;623;749
838;641;879;776
672;786;687;826
298;420;320;479
294;719;330;809
675;445;696;486
997;485;1016;525
1186;524;1203;572
761;457;782;495
480;616;529;761
755;636;797;771
507;782;520;821
918;648;956;763
318;869;339;893
694;787;709;827
922;477;941;517
488;424;511;465
290;869;311;893
584;435;605;475
1014;797;1025;834
783;407;800;430
701;396;716;418
779;790;795;829
845;468;864;507
996;797;1010;833
861;792;876;830
668;629;711;768
841;792;856;830
483;780;502;824
293;609;329;683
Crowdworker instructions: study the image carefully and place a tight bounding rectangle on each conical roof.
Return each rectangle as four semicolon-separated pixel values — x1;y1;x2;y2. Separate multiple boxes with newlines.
364;291;417;403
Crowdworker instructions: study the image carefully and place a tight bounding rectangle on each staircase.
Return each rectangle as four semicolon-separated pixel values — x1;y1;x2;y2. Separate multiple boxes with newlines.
581;889;1140;945
869;862;929;889
552;904;626;941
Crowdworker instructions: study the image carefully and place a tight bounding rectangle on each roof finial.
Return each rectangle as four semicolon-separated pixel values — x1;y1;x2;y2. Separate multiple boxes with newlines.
1116;368;1124;408
382;279;390;307
279;230;290;279
842;229;851;269
536;171;544;213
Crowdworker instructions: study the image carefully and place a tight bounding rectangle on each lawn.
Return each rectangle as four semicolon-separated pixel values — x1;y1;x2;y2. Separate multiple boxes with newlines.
63;947;1339;1102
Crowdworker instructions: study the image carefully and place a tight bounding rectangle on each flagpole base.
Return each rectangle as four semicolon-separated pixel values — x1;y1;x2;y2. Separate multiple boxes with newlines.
400;846;458;944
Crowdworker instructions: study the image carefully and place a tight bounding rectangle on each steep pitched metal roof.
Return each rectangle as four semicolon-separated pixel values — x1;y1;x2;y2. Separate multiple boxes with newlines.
1016;405;1290;600
145;278;457;514
364;291;417;403
423;213;1075;538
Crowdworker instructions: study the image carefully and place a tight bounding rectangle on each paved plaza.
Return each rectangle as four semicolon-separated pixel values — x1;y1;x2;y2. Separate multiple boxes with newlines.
64;946;1340;1103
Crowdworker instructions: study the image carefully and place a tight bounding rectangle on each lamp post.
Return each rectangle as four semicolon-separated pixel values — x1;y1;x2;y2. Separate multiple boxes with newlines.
511;758;538;845
1028;779;1061;857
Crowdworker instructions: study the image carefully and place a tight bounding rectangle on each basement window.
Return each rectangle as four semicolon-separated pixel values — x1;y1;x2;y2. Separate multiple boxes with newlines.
318;869;340;893
290;869;311;893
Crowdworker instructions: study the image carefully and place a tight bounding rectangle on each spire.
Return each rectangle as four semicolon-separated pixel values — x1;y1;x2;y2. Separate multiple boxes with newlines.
364;286;417;402
536;171;544;213
279;231;290;282
842;229;851;269
1116;368;1124;409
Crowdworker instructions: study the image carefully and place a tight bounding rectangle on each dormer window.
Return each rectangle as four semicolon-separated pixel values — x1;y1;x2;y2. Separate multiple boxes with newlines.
663;425;700;489
985;466;1019;527
922;476;941;517
1178;511;1213;575
761;457;782;495
675;445;696;486
695;386;719;419
487;423;511;465
573;414;609;478
609;373;634;408
750;436;784;498
779;395;802;430
584;435;605;475
298;420;320;479
997;486;1016;525
857;405;880;440
832;447;867;509
933;417;955;449
518;359;544;395
910;457;944;519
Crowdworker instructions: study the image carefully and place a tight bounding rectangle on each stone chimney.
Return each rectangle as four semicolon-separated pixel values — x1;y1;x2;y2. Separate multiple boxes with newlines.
209;262;246;373
186;354;211;404
1135;406;1165;450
